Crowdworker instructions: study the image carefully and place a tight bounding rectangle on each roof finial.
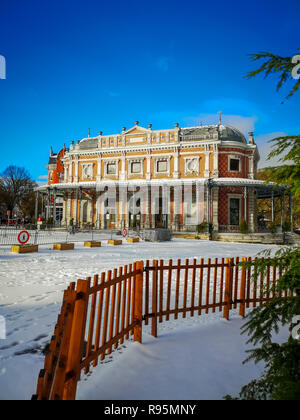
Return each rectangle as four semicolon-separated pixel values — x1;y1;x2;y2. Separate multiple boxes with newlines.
50;146;53;156
88;127;91;138
218;111;222;125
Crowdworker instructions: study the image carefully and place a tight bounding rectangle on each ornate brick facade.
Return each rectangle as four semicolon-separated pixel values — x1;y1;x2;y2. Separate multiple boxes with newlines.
39;122;263;232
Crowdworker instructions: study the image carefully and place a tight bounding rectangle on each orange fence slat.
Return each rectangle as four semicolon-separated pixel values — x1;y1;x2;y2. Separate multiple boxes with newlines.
166;259;172;321
93;272;105;367
198;258;204;316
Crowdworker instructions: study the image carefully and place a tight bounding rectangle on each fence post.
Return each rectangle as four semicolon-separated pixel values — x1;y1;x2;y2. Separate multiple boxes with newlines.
151;260;158;338
134;261;144;344
239;257;247;318
62;278;90;400
50;289;77;400
223;258;234;320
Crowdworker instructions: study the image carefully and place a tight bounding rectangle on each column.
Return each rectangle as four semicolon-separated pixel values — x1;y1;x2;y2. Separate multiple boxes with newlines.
78;188;82;227
271;191;275;223
34;191;39;222
69;191;73;221
74;156;79;183
95;191;100;229
280;193;285;231
213;144;219;177
97;155;102;182
53;188;57;226
69;160;73;183
143;185;151;229
63;192;68;226
173;148;180;179
206;180;212;230
120;152;126;181
41;193;45;218
248;188;256;233
204;145;210;178
248;154;255;179
146;150;151;181
289;193;294;233
212;187;219;232
46;188;50;220
244;187;248;223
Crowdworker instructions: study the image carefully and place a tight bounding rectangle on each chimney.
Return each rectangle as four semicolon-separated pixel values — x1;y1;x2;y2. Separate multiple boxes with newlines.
248;132;255;145
148;124;152;129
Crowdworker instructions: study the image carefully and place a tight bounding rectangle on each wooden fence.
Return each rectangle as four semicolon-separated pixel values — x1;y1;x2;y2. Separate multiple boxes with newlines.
32;256;287;400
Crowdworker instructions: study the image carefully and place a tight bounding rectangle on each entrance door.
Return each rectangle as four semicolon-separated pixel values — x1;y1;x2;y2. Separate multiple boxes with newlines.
129;213;141;229
229;198;240;226
155;212;168;228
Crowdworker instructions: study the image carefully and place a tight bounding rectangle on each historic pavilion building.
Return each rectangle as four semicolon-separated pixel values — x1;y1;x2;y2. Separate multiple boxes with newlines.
36;120;289;233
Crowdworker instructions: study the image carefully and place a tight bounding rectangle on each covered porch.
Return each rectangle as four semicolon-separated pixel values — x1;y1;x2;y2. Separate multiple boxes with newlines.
34;178;293;235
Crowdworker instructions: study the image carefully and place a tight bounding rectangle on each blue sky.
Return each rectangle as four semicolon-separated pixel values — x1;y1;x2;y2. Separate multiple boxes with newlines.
0;0;299;182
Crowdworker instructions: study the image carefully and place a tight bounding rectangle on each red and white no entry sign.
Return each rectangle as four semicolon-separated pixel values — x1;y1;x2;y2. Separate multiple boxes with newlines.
18;231;30;245
122;228;128;238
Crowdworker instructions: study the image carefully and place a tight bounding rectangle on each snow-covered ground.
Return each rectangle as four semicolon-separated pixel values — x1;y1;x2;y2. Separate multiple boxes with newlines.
0;239;282;400
77;316;289;401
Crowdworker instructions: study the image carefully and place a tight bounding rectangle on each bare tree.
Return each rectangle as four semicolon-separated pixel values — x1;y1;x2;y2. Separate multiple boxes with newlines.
0;166;37;215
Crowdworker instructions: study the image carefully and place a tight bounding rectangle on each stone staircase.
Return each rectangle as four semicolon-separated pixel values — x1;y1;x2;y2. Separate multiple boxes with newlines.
284;233;300;245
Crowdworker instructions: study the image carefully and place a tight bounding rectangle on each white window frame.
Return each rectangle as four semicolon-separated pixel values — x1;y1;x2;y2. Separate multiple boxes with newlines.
154;157;171;176
228;155;241;173
104;160;119;178
128;159;144;177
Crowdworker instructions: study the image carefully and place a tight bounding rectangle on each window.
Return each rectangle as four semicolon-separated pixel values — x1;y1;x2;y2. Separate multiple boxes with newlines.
229;158;240;172
131;162;141;174
157;160;168;173
107;163;117;175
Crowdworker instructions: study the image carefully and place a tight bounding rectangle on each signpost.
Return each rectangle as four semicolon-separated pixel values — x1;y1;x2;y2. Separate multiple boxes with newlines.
18;231;30;245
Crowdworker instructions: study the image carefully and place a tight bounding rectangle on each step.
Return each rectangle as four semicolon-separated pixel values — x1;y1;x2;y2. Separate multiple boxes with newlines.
11;244;39;254
53;243;75;251
84;241;101;248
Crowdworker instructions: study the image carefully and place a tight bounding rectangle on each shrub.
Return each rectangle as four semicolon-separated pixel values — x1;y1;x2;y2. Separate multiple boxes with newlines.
240;219;249;234
196;222;207;234
282;220;291;233
269;221;277;234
